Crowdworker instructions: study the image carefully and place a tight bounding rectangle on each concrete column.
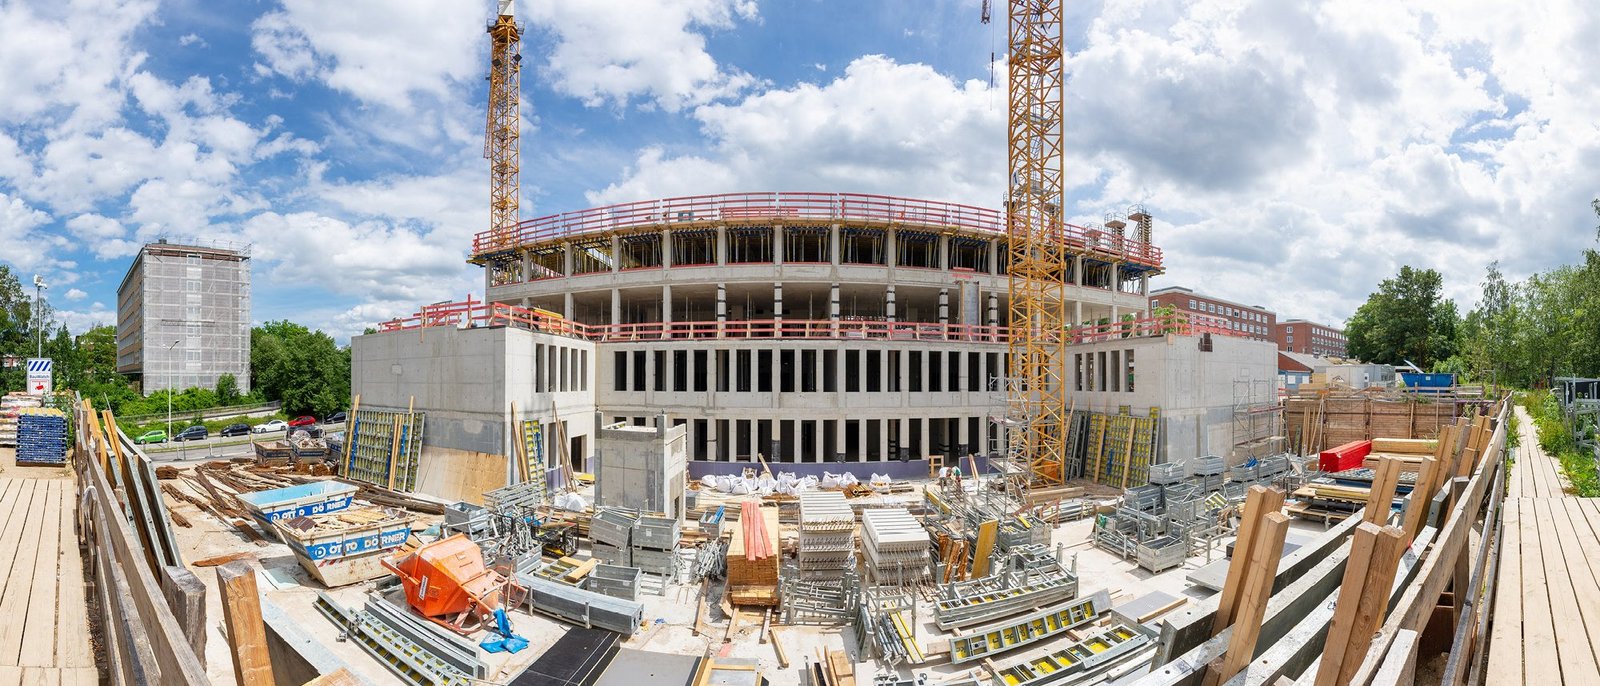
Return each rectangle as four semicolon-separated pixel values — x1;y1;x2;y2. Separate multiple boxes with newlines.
958;416;970;458
1073;255;1084;287
988;239;999;274
611;235;622;272
774;283;783;323
645;345;656;401
938;289;950;329
747;420;758;462
886;285;897;323
987;292;1000;330
898;417;909;460
564;292;574;320
1113;265;1122;294
1074;301;1084;328
520;251;532;283
813;419;825;462
563;243;574;277
829;284;841;321
663;285;673;324
611;289;621;326
1111;304;1120;324
1141;275;1149;297
716;226;727;265
716;283;727;337
814;350;825;394
937;234;949;271
878;419;889;463
880;352;890;396
834;418;846;463
830;223;842;265
886;229;897;274
661;229;672;268
857;419;869;462
835;347;847;397
773;225;784;265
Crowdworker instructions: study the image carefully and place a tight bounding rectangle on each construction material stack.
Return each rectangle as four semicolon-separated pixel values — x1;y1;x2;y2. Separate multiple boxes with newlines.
798;491;855;582
861;507;930;584
630;514;680;578
726;500;780;606
15;406;67;465
0;392;43;447
590;507;638;566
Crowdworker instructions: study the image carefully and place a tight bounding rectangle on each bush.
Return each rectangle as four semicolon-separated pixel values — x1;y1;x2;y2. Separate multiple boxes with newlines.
1521;390;1600;496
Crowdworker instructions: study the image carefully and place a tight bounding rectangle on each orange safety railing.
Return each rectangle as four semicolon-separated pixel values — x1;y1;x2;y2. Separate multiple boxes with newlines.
471;191;1164;269
375;301;1252;346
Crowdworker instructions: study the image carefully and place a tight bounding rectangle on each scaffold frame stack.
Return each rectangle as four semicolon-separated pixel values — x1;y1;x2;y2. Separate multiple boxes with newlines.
861;508;930;585
798;491;856;582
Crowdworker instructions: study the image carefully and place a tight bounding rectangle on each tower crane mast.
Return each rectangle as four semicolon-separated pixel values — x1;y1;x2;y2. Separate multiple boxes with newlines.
1004;0;1070;488
485;0;522;260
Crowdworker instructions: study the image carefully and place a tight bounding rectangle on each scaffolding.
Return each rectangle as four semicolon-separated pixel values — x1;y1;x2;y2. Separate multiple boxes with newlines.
1232;377;1284;460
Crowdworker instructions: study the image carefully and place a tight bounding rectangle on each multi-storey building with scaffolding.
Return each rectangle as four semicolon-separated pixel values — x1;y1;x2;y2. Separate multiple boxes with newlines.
351;193;1188;496
116;240;252;394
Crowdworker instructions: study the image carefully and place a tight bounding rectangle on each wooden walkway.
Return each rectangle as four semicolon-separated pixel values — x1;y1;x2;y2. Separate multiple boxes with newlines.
1487;406;1600;685
0;475;96;685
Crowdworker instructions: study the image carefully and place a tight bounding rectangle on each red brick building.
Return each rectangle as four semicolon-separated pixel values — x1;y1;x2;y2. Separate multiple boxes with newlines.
1275;319;1347;357
1147;286;1276;342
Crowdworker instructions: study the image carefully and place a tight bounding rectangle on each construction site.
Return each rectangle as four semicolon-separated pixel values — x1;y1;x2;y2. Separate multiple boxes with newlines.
2;2;1594;686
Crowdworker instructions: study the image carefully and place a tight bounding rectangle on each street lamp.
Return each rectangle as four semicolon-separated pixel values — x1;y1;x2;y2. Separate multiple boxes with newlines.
166;340;180;449
32;275;47;358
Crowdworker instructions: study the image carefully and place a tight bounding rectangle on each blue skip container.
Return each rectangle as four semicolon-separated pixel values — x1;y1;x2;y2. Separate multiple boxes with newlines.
236;481;358;540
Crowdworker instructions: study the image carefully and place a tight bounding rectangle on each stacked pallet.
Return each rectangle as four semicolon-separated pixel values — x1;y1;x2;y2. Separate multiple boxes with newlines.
798;491;855;581
15;407;67;464
861;508;929;584
726;500;780;606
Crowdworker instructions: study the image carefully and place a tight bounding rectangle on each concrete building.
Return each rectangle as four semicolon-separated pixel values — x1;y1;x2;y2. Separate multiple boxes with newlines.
115;240;251;394
1147;286;1275;343
1316;361;1394;389
1275;318;1347;357
1278;351;1324;395
594;418;688;521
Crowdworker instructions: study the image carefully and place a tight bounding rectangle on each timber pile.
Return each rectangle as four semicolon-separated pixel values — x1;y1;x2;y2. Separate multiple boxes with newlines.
726;501;781;606
167;461;446;538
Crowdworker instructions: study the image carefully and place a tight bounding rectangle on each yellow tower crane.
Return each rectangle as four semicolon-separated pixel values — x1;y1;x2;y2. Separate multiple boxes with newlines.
1004;0;1070;487
484;0;523;282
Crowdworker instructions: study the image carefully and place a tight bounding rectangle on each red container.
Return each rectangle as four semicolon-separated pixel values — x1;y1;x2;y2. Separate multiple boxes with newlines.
1318;440;1372;473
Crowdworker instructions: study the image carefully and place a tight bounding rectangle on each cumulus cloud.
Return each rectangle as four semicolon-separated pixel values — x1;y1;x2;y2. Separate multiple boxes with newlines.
239;211;477;305
526;0;760;112
64;288;87;301
250;0;486;110
592;55;1005;205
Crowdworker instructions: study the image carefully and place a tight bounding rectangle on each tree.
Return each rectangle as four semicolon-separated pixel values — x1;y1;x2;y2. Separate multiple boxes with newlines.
251;321;351;417
216;373;241;406
1344;266;1459;369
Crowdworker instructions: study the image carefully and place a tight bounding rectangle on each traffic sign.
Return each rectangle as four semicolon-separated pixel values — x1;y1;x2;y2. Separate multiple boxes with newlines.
25;358;52;396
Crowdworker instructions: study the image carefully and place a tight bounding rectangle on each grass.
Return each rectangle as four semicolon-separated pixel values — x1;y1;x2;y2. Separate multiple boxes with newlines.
1521;389;1600;497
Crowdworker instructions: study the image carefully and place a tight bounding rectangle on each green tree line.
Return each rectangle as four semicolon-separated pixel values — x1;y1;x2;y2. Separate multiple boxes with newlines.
1344;200;1600;388
0;265;351;417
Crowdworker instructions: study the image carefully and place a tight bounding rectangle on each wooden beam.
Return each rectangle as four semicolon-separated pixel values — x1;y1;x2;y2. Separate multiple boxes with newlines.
1336;525;1407;684
160;566;207;667
1212;485;1285;635
972;519;999;579
1363;457;1401;526
343;394;360;476
1202;512;1291;686
769;627;789;668
385;414;403;490
1400;457;1439;540
216;561;274;686
1315;523;1384;686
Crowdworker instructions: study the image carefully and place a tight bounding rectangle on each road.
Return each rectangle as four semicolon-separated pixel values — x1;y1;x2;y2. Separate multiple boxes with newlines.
141;422;347;463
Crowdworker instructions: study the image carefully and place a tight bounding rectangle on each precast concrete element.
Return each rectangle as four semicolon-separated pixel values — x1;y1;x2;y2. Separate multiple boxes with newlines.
594;418;688;521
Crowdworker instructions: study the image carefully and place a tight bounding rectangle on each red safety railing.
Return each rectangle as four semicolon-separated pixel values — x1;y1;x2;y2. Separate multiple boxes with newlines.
374;301;1251;346
471;192;1164;269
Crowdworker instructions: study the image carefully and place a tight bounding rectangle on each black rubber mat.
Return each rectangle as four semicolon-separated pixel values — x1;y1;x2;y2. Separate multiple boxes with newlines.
509;627;620;686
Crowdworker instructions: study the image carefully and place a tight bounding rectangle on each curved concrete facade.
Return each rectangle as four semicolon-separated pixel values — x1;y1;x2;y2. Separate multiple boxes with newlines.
472;192;1162;467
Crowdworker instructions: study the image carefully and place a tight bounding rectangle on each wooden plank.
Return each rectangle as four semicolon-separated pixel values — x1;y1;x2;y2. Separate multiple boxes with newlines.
971;519;998;579
1212;485;1285;635
217;561;274;686
0;480;45;666
1539;498;1600;677
1202;512;1290;686
303;668;363;686
1315;522;1384;686
19;481;63;667
1400;456;1439;540
1518;497;1561;686
1335;525;1407;684
1363;458;1401;526
1484;498;1523;684
160;566;207;668
1567;498;1600;671
55;480;91;669
769;627;789;668
342;394;360;475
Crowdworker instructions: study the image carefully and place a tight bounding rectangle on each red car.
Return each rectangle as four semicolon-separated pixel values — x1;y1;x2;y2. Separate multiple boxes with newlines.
288;415;318;428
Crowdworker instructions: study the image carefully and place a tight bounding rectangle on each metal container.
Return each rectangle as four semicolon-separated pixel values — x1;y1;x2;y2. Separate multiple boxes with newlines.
631;515;681;551
591;508;639;548
236;481;359;541
585;564;642;602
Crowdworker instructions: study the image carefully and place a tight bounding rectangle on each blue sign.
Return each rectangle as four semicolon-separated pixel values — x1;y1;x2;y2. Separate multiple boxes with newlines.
299;525;412;561
261;494;355;523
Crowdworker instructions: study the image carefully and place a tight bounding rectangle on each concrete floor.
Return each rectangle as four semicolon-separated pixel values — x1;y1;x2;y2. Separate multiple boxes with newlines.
163;475;1328;685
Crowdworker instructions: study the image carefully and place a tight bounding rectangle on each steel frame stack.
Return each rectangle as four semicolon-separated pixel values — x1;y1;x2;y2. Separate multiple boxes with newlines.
630;515;680;578
947;589;1110;665
856;587;924;667
798;491;856;582
934;554;1077;630
590;507;639;566
780;569;862;624
987;618;1156;685
861;508;930;585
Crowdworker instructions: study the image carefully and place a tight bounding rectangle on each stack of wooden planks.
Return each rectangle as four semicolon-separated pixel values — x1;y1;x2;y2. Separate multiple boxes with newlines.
726;501;781;607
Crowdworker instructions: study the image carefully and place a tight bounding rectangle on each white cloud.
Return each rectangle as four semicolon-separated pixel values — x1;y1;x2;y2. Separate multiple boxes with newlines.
592;55;1005;205
64;288;87;301
527;0;760;112
239;211;476;306
55;301;115;334
178;33;205;48
250;0;487;110
0;0;157;131
65;213;142;260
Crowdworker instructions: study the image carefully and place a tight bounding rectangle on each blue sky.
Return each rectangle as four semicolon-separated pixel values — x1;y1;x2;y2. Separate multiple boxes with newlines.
2;0;1598;341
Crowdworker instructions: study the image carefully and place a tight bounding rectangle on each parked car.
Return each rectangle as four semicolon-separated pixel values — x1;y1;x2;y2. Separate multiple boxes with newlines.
174;426;209;442
134;430;167;445
288;415;317;428
324;411;347;424
219;423;251;437
252;419;288;434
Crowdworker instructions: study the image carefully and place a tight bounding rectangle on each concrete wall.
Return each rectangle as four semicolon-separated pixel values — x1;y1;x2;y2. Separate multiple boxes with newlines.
351;325;598;497
595;420;688;520
1063;334;1278;466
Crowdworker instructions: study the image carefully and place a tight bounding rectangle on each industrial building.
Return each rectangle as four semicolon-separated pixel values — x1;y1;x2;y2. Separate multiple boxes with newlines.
1273;318;1348;357
114;240;252;394
1147;286;1276;342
